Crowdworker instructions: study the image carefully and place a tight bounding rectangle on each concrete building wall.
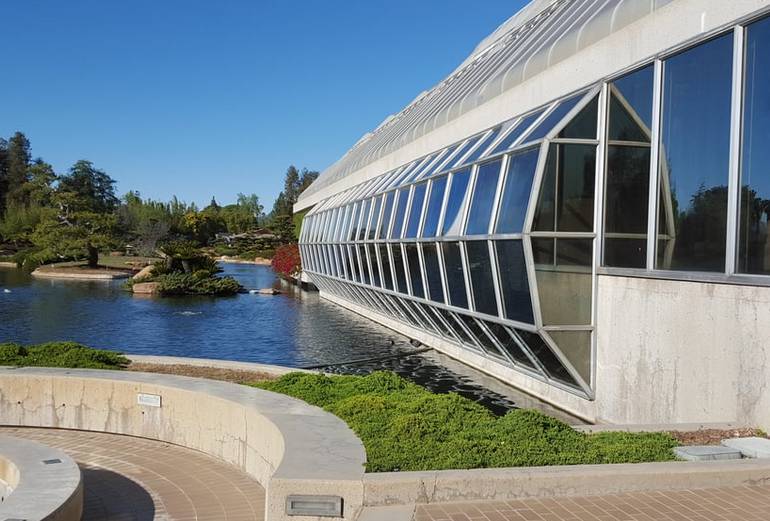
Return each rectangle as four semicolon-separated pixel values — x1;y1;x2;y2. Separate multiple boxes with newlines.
595;275;770;429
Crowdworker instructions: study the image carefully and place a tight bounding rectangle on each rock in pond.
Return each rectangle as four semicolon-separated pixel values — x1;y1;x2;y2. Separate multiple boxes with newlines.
133;265;155;281
132;282;161;295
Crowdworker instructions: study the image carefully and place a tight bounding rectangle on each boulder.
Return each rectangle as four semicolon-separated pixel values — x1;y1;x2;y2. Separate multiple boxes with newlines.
132;282;160;295
257;288;280;295
133;265;155;281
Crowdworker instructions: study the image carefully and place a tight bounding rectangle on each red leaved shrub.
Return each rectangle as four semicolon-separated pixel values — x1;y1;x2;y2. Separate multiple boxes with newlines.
271;243;302;278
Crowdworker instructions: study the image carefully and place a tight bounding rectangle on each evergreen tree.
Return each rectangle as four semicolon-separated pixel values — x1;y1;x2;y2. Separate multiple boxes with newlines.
58;160;119;213
0;138;8;214
6;132;31;206
283;166;300;207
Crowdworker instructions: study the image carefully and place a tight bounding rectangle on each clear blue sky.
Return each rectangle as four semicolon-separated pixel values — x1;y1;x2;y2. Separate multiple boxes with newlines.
0;1;524;209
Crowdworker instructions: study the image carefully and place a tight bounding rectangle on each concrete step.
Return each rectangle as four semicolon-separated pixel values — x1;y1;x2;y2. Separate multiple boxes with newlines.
722;437;770;459
673;445;742;461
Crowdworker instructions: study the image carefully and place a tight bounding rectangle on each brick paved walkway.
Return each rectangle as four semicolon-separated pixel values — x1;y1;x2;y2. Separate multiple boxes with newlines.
1;427;265;521
414;485;770;521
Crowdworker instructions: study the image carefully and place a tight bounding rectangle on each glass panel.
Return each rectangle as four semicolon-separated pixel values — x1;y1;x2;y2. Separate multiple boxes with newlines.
422;176;448;238
465;159;502;235
495;148;539;234
358;245;370;284
657;33;733;271
422;243;445;303
405;244;424;298
533;238;592;325
367;196;382;240
466;241;498;316
358;199;371;240
457;314;505;359
485;322;537;369
523;93;584;142
451;136;482;168
391;244;408;294
390;188;410;239
419;144;456;179
405;183;427;238
438;308;478;349
558;95;598;139
441;241;468;308
533;143;596;232
458;126;502;166
739;16;770;275
347;245;359;281
491;108;547;155
368;244;381;287
423;304;454;340
548;330;592;384
379;244;393;289
495;240;534;324
441;169;471;236
347;203;360;241
609;65;654;141
378;193;394;239
515;329;579;387
338;245;348;278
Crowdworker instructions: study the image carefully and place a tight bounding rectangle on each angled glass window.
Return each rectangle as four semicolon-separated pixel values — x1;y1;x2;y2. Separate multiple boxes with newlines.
347;203;360;241
391;244;408;294
377;192;394;239
495;148;539;233
533;143;596;233
533;238;592;325
657;33;733;272
418;144;456;180
386;161;417;190
368;244;381;287
441;169;471;236
339;245;349;279
603;65;654;269
437;308;477;349
423;304;455;341
358;199;372;241
422;176;448;238
514;329;579;388
401;155;433;186
457;126;502;166
367;196;382;240
405;244;425;298
465;159;503;235
547;330;591;384
405;183;427;238
441;241;468;308
484;322;537;370
466;241;498;316
390;187;410;239
457;314;505;360
379;244;393;290
557;95;598;139
495;240;534;324
739;16;770;275
358;245;370;284
522;93;584;142
451;135;482;168
348;245;360;281
491;109;547;155
422;243;445;303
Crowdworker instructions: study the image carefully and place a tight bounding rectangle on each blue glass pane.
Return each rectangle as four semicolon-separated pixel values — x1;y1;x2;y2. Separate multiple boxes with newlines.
451;136;482;168
457;126;502;166
378;193;394;239
418;144;457;180
422;176;448;238
422;243;444;303
347;204;360;241
391;244;408;294
466;241;498;316
495;148;539;233
357;199;371;240
441;241;468;308
379;243;393;289
368;244;381;286
390;188;410;239
441;169;471;236
465;159;503;235
405;183;427;238
367;196;382;240
522;93;584;142
495;240;534;323
405;244;424;298
490;109;546;155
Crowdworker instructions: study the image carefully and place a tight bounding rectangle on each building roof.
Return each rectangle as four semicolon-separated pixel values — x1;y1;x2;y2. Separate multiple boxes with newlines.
299;0;672;204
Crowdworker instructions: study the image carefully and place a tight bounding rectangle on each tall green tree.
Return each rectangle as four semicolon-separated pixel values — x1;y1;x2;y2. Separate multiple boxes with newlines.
58;160;119;213
0;138;8;214
6;132;31;206
283;166;300;207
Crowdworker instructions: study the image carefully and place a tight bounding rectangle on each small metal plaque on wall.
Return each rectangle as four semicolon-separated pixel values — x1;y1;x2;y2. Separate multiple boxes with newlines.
137;393;162;408
286;495;343;517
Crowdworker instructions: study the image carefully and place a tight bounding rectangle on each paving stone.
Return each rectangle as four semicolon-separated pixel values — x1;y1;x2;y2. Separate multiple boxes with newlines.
674;445;743;461
721;436;770;458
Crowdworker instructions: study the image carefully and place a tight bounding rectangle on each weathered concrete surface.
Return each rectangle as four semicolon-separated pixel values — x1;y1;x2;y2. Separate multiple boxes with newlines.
127;354;313;376
131;281;160;294
674;446;743;462
0;436;82;521
0;368;366;521
31;268;130;280
596;276;770;430
723;437;770;459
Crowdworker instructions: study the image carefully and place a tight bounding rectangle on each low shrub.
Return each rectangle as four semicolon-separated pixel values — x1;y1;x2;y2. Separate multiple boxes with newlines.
254;372;678;472
154;272;241;296
0;341;129;369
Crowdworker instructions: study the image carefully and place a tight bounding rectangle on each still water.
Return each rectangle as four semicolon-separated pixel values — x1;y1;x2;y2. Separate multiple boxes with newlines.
0;263;573;419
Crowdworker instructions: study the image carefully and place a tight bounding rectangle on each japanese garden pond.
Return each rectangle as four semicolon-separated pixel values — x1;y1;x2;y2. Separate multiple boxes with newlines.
0;262;573;419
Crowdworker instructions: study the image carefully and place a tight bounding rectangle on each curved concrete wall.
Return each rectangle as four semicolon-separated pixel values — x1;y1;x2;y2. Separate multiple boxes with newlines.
0;368;367;521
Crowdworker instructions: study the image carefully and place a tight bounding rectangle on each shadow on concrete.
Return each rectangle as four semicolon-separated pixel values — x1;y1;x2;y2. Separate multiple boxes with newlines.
81;466;156;520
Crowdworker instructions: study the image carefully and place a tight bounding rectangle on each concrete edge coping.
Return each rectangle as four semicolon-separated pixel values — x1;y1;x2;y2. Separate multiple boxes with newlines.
361;458;770;507
30;269;130;280
127;354;315;376
0;262;16;269
573;422;747;433
0;366;366;484
0;435;83;521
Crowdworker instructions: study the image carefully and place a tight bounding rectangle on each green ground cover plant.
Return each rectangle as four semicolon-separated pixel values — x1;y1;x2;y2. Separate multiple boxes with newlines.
254;371;678;472
0;342;129;369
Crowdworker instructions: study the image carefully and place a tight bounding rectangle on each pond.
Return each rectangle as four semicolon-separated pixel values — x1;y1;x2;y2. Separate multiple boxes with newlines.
0;263;575;420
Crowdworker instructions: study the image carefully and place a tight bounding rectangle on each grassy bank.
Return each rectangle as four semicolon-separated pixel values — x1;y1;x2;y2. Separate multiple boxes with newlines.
0;342;129;369
254;372;678;472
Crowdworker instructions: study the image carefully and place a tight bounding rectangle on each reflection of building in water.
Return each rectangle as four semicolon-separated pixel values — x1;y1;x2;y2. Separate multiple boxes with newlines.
295;0;770;429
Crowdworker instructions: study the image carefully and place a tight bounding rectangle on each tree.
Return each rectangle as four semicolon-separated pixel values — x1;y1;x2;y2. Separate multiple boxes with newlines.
6;132;31;206
0;138;8;214
298;168;319;195
58;160;119;213
236;192;264;224
283;166;300;207
32;206;120;268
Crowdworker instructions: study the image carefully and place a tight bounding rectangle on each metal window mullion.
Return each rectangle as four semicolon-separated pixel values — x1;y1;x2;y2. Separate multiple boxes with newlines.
488;154;509;235
416;241;429;300
436;241;451;306
726;26;745;276
459;241;475;312
488;239;505;320
646;59;664;270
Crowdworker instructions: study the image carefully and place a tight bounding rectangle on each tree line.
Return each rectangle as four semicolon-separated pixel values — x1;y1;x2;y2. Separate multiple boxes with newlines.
0;131;318;268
